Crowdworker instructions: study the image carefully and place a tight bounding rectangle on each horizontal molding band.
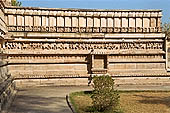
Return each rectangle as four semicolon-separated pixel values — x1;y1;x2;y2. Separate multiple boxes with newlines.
8;26;162;33
14;76;89;80
4;41;164;53
13;74;170;80
109;60;166;63
7;60;166;63
7;62;88;65
8;39;164;43
5;13;162;18
5;7;162;18
5;53;165;56
6;6;162;12
10;32;165;39
111;75;170;77
5;52;165;55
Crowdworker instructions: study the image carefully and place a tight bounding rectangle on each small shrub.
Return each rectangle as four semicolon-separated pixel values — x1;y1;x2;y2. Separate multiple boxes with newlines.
91;75;120;112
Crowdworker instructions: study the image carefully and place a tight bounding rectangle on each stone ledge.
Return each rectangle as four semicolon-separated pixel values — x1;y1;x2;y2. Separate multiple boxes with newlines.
5;7;162;18
5;7;162;12
14;74;89;80
8;26;162;33
10;32;165;39
114;77;170;86
14;78;89;88
111;73;170;77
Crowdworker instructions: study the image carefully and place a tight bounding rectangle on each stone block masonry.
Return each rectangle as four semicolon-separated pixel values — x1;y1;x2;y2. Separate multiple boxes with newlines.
4;7;165;79
1;0;170;87
0;1;16;112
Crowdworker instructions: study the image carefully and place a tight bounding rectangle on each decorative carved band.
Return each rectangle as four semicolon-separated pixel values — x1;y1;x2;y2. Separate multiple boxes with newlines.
5;9;162;18
8;26;162;33
8;55;86;60
109;55;163;59
5;42;163;50
14;74;86;79
91;69;107;74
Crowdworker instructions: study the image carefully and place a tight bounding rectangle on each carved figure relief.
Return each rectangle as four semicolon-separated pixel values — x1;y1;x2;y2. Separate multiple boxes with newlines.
8;26;162;33
5;42;163;50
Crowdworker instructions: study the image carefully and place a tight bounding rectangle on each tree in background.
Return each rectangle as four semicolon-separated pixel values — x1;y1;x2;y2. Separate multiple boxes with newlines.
162;18;170;38
11;0;22;6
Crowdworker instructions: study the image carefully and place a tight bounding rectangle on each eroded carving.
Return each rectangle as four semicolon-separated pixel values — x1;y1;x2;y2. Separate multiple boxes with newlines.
109;55;163;59
5;42;163;51
9;55;87;60
7;26;162;33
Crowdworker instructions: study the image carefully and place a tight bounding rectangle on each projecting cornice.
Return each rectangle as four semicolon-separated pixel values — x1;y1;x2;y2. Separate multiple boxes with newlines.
5;6;162;12
5;7;162;18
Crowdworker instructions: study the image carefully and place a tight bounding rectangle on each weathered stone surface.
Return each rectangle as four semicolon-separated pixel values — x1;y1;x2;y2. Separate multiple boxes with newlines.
1;0;170;87
0;1;16;112
4;7;162;33
15;78;89;88
3;7;166;80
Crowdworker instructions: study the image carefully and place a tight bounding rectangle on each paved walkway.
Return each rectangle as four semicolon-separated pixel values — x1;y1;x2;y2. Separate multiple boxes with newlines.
7;85;170;113
8;86;92;113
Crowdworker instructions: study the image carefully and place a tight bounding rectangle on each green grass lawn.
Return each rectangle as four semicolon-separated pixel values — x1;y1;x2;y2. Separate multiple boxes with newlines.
69;91;170;113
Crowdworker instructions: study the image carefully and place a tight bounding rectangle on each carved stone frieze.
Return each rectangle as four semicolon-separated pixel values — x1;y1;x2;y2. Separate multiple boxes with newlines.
8;26;17;31
79;27;86;33
72;27;79;32
64;27;72;32
25;26;33;31
17;26;25;31
121;27;128;32
114;27;121;32
93;27;100;33
33;26;41;32
107;27;114;32
136;27;143;32
100;27;107;33
86;27;93;33
109;55;163;59
57;27;64;32
14;74;85;79
7;26;162;33
128;27;136;32
143;28;150;33
49;26;56;32
5;42;163;51
8;55;87;60
41;26;49;32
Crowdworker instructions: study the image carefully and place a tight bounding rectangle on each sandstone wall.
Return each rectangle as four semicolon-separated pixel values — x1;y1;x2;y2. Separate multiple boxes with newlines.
0;1;16;112
5;7;162;33
1;6;166;80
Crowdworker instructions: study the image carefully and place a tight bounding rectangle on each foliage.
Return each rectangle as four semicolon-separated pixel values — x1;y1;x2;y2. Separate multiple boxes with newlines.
11;0;22;6
70;90;170;113
91;75;120;112
162;19;170;37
